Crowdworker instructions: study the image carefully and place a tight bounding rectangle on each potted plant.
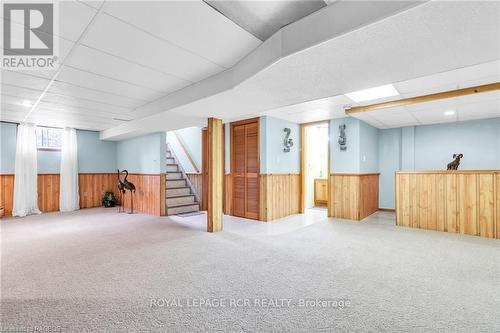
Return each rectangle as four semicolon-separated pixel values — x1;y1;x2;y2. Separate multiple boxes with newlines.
102;191;117;208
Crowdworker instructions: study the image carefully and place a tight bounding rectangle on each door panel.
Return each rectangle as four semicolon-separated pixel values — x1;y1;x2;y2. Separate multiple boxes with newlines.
231;120;260;220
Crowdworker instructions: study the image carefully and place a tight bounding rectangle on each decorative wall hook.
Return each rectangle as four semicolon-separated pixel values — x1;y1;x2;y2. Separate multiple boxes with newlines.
338;124;347;151
283;128;294;152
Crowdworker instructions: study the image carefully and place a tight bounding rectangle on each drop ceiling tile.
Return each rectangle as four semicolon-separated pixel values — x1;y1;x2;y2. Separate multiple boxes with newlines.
1;84;43;100
351;112;385;128
1;93;36;109
102;1;261;68
404;98;458;112
394;70;459;94
81;13;222;83
37;101;134;120
40;92;134;117
0;110;28;122
47;81;144;108
456;60;500;82
456;89;500;104
26;113;114;131
65;44;188;92
77;1;104;10
368;106;417;127
458;99;500;121
1;71;50;90
56;66;164;102
58;0;97;42
410;108;457;125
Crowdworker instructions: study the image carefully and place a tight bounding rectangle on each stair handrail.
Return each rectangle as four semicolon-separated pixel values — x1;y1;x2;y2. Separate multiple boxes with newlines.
166;142;201;206
172;131;200;173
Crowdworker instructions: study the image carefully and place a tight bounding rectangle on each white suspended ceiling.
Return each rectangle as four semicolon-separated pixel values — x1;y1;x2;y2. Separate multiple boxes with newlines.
265;60;500;127
0;0;261;130
1;0;499;138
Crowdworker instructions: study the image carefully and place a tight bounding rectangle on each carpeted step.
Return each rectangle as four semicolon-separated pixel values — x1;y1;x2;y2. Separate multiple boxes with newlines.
166;187;191;196
168;202;199;215
166;164;178;172
166;179;186;188
166;194;195;206
166;172;182;179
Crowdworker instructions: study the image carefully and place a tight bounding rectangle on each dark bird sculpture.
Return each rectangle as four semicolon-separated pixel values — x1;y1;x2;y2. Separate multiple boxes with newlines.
447;153;463;170
116;169;126;212
122;170;136;214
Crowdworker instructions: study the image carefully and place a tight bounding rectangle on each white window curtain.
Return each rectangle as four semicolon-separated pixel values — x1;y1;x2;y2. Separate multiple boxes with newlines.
59;127;80;212
12;123;41;217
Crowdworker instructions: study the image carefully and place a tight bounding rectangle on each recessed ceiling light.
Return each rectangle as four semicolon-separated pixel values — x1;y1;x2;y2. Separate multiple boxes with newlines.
21;100;32;107
345;84;399;103
444;110;456;116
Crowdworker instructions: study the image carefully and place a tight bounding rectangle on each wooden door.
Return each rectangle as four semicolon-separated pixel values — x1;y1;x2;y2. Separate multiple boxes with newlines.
231;119;260;219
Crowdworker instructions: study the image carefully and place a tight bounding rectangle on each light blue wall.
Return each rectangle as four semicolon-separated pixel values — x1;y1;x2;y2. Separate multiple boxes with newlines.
330;117;360;172
0;122;17;173
401;126;415;170
359;120;379;173
378;129;402;209
260;116;300;173
167;127;202;173
0;123;117;174
117;132;166;174
77;131;117;173
378;117;500;209
413;118;500;170
330;117;379;173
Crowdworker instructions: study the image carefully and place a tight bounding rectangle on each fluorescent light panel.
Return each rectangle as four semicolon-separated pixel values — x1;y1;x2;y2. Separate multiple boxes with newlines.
345;84;399;103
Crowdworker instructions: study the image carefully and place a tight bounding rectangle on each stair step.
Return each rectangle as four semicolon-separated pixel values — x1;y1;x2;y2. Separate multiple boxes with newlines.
166;187;191;196
166;179;186;187
166;157;175;164
167;194;195;206
166;164;178;172
168;203;199;215
166;172;182;179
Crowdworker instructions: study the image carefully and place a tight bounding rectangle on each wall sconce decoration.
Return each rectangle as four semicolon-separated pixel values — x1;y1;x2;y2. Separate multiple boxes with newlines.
338;124;347;151
283;128;294;152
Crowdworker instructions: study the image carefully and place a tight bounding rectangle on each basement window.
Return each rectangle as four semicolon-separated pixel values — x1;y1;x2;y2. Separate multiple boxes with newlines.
36;126;62;151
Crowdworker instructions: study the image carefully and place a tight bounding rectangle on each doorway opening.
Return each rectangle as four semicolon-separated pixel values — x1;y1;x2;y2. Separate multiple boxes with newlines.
302;122;329;216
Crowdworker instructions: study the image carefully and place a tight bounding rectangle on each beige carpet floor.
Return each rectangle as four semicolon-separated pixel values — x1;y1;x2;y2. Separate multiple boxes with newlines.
1;208;499;332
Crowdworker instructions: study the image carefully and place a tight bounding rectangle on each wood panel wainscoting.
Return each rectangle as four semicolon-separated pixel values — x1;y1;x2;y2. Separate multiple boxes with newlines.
0;174;15;217
1;173;163;217
120;173;162;216
186;173;203;206
259;173;301;222
396;171;499;239
328;173;380;221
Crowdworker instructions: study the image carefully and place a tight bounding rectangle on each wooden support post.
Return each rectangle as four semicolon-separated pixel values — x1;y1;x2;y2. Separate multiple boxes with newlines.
207;118;223;232
160;173;166;216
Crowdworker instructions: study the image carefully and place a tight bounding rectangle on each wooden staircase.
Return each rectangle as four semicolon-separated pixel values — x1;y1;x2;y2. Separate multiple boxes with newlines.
165;146;200;215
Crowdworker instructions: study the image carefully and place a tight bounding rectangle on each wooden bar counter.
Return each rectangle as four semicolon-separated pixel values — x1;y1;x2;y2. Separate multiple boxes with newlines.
396;170;500;239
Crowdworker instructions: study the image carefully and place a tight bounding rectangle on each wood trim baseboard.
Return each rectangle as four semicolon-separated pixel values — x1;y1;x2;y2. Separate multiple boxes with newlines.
379;208;396;212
